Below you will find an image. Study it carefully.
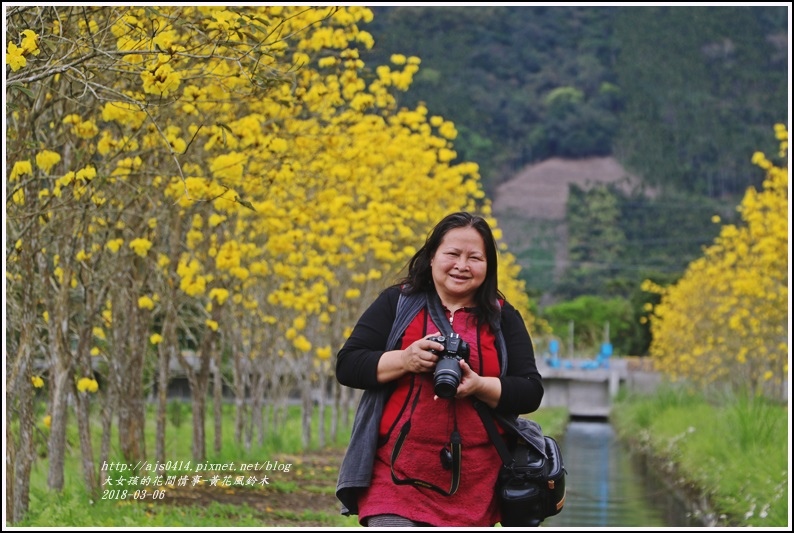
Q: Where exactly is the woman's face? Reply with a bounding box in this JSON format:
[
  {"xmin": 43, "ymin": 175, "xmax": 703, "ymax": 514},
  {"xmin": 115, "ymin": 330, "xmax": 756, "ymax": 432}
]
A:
[{"xmin": 431, "ymin": 226, "xmax": 487, "ymax": 305}]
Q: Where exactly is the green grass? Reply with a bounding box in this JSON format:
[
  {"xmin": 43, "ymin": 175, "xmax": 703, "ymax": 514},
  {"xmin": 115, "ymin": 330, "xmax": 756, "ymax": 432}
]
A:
[
  {"xmin": 523, "ymin": 406, "xmax": 568, "ymax": 439},
  {"xmin": 611, "ymin": 383, "xmax": 789, "ymax": 527}
]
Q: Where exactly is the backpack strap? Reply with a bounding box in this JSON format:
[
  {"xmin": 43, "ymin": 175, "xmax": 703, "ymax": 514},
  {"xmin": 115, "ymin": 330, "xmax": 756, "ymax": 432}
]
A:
[
  {"xmin": 493, "ymin": 298, "xmax": 508, "ymax": 378},
  {"xmin": 386, "ymin": 289, "xmax": 426, "ymax": 351},
  {"xmin": 425, "ymin": 289, "xmax": 453, "ymax": 337},
  {"xmin": 473, "ymin": 399, "xmax": 515, "ymax": 467}
]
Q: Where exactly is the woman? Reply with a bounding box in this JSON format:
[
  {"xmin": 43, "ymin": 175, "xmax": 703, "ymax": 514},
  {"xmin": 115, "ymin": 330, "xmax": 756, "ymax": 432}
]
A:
[{"xmin": 335, "ymin": 211, "xmax": 544, "ymax": 527}]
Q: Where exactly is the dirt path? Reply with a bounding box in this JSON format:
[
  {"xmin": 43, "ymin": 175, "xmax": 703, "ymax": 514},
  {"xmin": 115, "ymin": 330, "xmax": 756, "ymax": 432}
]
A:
[{"xmin": 153, "ymin": 448, "xmax": 348, "ymax": 527}]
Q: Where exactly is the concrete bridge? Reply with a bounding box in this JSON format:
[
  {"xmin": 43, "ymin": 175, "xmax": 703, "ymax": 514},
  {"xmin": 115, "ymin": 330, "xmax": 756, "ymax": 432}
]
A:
[{"xmin": 537, "ymin": 357, "xmax": 662, "ymax": 419}]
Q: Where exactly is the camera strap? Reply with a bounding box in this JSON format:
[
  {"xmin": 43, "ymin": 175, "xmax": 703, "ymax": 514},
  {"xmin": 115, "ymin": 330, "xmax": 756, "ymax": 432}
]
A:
[
  {"xmin": 390, "ymin": 383, "xmax": 463, "ymax": 496},
  {"xmin": 426, "ymin": 290, "xmax": 509, "ymax": 376},
  {"xmin": 426, "ymin": 291, "xmax": 520, "ymax": 469}
]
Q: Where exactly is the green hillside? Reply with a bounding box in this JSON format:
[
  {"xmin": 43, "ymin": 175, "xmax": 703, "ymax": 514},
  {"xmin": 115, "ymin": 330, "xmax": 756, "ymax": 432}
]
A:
[{"xmin": 360, "ymin": 5, "xmax": 788, "ymax": 196}]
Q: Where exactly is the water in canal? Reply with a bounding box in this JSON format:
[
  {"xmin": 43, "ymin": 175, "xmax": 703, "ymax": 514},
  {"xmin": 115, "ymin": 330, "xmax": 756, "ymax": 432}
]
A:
[{"xmin": 541, "ymin": 420, "xmax": 704, "ymax": 528}]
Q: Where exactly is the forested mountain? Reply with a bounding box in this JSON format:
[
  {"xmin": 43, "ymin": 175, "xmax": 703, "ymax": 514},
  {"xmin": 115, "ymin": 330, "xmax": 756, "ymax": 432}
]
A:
[
  {"xmin": 359, "ymin": 5, "xmax": 788, "ymax": 354},
  {"xmin": 360, "ymin": 5, "xmax": 788, "ymax": 197}
]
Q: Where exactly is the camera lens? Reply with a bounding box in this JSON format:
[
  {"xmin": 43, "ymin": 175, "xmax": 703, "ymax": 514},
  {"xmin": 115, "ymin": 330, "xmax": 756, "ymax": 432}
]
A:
[{"xmin": 434, "ymin": 357, "xmax": 462, "ymax": 398}]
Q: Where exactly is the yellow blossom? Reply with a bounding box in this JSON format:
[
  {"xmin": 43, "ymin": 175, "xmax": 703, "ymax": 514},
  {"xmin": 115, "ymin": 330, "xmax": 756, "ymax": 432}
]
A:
[
  {"xmin": 31, "ymin": 375, "xmax": 44, "ymax": 388},
  {"xmin": 345, "ymin": 288, "xmax": 361, "ymax": 299},
  {"xmin": 35, "ymin": 150, "xmax": 61, "ymax": 173},
  {"xmin": 76, "ymin": 166, "xmax": 96, "ymax": 182},
  {"xmin": 180, "ymin": 275, "xmax": 206, "ymax": 296},
  {"xmin": 293, "ymin": 335, "xmax": 312, "ymax": 353},
  {"xmin": 316, "ymin": 346, "xmax": 332, "ymax": 360},
  {"xmin": 141, "ymin": 56, "xmax": 182, "ymax": 97},
  {"xmin": 209, "ymin": 288, "xmax": 230, "ymax": 305},
  {"xmin": 150, "ymin": 333, "xmax": 163, "ymax": 345},
  {"xmin": 208, "ymin": 214, "xmax": 226, "ymax": 227},
  {"xmin": 129, "ymin": 238, "xmax": 153, "ymax": 257},
  {"xmin": 20, "ymin": 30, "xmax": 40, "ymax": 56},
  {"xmin": 205, "ymin": 319, "xmax": 219, "ymax": 331},
  {"xmin": 76, "ymin": 377, "xmax": 99, "ymax": 393},
  {"xmin": 106, "ymin": 238, "xmax": 124, "ymax": 253},
  {"xmin": 62, "ymin": 115, "xmax": 99, "ymax": 139},
  {"xmin": 6, "ymin": 42, "xmax": 26, "ymax": 71},
  {"xmin": 270, "ymin": 138, "xmax": 288, "ymax": 152},
  {"xmin": 43, "ymin": 415, "xmax": 52, "ymax": 428},
  {"xmin": 10, "ymin": 160, "xmax": 32, "ymax": 182},
  {"xmin": 12, "ymin": 189, "xmax": 25, "ymax": 206},
  {"xmin": 138, "ymin": 295, "xmax": 155, "ymax": 310}
]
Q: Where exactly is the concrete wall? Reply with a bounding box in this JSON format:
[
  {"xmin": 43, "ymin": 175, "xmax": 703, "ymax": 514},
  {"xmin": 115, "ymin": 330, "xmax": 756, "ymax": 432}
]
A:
[{"xmin": 538, "ymin": 358, "xmax": 663, "ymax": 418}]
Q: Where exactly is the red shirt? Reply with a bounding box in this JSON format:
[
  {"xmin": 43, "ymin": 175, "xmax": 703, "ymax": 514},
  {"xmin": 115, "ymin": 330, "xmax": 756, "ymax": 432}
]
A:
[{"xmin": 357, "ymin": 306, "xmax": 504, "ymax": 526}]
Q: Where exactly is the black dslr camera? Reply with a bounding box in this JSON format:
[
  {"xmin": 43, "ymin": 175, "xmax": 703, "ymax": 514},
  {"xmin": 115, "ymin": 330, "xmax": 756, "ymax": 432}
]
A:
[{"xmin": 427, "ymin": 332, "xmax": 470, "ymax": 399}]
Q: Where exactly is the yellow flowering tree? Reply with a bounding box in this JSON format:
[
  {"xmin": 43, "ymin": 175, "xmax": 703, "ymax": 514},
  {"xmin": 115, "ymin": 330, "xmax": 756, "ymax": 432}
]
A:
[
  {"xmin": 5, "ymin": 6, "xmax": 541, "ymax": 522},
  {"xmin": 644, "ymin": 125, "xmax": 788, "ymax": 399}
]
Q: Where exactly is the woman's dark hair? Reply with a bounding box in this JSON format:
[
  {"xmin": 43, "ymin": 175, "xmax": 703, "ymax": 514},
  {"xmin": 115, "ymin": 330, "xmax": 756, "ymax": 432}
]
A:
[{"xmin": 397, "ymin": 211, "xmax": 504, "ymax": 328}]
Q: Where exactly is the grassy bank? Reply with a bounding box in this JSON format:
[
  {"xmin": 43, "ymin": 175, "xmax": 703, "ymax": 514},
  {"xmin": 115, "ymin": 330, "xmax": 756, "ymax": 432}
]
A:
[{"xmin": 611, "ymin": 384, "xmax": 790, "ymax": 528}]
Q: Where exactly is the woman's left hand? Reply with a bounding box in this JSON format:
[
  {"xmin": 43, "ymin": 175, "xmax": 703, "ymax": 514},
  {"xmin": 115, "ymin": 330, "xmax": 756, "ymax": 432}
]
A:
[
  {"xmin": 451, "ymin": 359, "xmax": 481, "ymax": 398},
  {"xmin": 435, "ymin": 359, "xmax": 501, "ymax": 408}
]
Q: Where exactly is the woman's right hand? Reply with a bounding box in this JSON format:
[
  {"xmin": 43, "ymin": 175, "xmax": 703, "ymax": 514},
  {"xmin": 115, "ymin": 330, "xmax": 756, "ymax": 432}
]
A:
[
  {"xmin": 376, "ymin": 333, "xmax": 445, "ymax": 383},
  {"xmin": 400, "ymin": 333, "xmax": 444, "ymax": 374}
]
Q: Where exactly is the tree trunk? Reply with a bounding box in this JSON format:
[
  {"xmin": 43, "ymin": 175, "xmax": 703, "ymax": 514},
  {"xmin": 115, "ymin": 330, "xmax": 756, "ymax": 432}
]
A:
[
  {"xmin": 179, "ymin": 328, "xmax": 214, "ymax": 461},
  {"xmin": 157, "ymin": 213, "xmax": 183, "ymax": 464},
  {"xmin": 73, "ymin": 390, "xmax": 98, "ymax": 497},
  {"xmin": 115, "ymin": 294, "xmax": 147, "ymax": 463},
  {"xmin": 46, "ymin": 361, "xmax": 69, "ymax": 491},
  {"xmin": 45, "ymin": 258, "xmax": 74, "ymax": 492},
  {"xmin": 330, "ymin": 376, "xmax": 341, "ymax": 442},
  {"xmin": 9, "ymin": 382, "xmax": 35, "ymax": 524},
  {"xmin": 6, "ymin": 341, "xmax": 36, "ymax": 524},
  {"xmin": 212, "ymin": 343, "xmax": 223, "ymax": 454},
  {"xmin": 300, "ymin": 355, "xmax": 313, "ymax": 449},
  {"xmin": 74, "ymin": 297, "xmax": 103, "ymax": 498},
  {"xmin": 301, "ymin": 395, "xmax": 312, "ymax": 449},
  {"xmin": 99, "ymin": 391, "xmax": 116, "ymax": 487},
  {"xmin": 156, "ymin": 300, "xmax": 177, "ymax": 467},
  {"xmin": 316, "ymin": 368, "xmax": 327, "ymax": 448},
  {"xmin": 233, "ymin": 343, "xmax": 252, "ymax": 451},
  {"xmin": 7, "ymin": 237, "xmax": 42, "ymax": 522},
  {"xmin": 191, "ymin": 391, "xmax": 208, "ymax": 461},
  {"xmin": 251, "ymin": 364, "xmax": 267, "ymax": 447}
]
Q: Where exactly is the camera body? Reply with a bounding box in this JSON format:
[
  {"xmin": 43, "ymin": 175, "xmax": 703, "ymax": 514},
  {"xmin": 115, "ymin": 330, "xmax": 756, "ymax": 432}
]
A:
[{"xmin": 428, "ymin": 332, "xmax": 470, "ymax": 398}]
